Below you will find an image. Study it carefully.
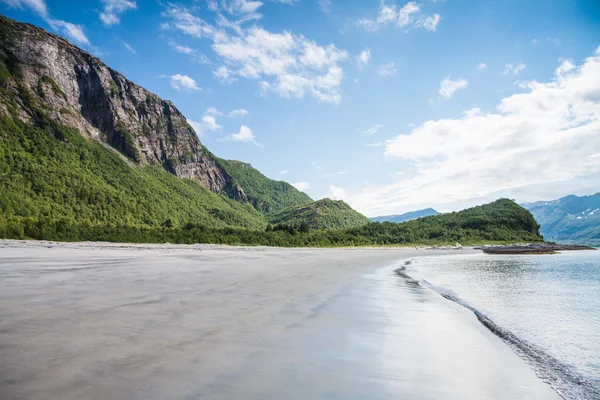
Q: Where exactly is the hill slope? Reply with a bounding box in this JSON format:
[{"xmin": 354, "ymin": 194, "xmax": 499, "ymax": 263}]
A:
[
  {"xmin": 523, "ymin": 193, "xmax": 600, "ymax": 246},
  {"xmin": 215, "ymin": 158, "xmax": 312, "ymax": 213},
  {"xmin": 343, "ymin": 199, "xmax": 542, "ymax": 245},
  {"xmin": 0, "ymin": 116, "xmax": 266, "ymax": 240},
  {"xmin": 268, "ymin": 199, "xmax": 370, "ymax": 230},
  {"xmin": 370, "ymin": 208, "xmax": 440, "ymax": 223}
]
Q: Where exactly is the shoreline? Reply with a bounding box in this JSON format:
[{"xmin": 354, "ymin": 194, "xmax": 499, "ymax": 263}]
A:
[
  {"xmin": 0, "ymin": 241, "xmax": 562, "ymax": 399},
  {"xmin": 0, "ymin": 238, "xmax": 476, "ymax": 252},
  {"xmin": 418, "ymin": 271, "xmax": 598, "ymax": 400}
]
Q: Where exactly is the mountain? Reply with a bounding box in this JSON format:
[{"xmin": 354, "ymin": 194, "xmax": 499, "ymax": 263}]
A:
[
  {"xmin": 523, "ymin": 193, "xmax": 600, "ymax": 246},
  {"xmin": 268, "ymin": 199, "xmax": 370, "ymax": 230},
  {"xmin": 215, "ymin": 158, "xmax": 312, "ymax": 214},
  {"xmin": 370, "ymin": 208, "xmax": 440, "ymax": 223},
  {"xmin": 0, "ymin": 15, "xmax": 357, "ymax": 238}
]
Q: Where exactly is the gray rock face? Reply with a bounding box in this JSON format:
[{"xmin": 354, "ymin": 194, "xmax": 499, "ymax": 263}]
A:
[{"xmin": 0, "ymin": 16, "xmax": 235, "ymax": 194}]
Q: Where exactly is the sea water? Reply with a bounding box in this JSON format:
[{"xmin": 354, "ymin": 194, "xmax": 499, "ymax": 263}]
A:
[{"xmin": 406, "ymin": 250, "xmax": 600, "ymax": 400}]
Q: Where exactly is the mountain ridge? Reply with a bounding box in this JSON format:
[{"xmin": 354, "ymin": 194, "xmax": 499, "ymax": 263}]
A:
[
  {"xmin": 370, "ymin": 208, "xmax": 440, "ymax": 223},
  {"xmin": 523, "ymin": 193, "xmax": 600, "ymax": 246}
]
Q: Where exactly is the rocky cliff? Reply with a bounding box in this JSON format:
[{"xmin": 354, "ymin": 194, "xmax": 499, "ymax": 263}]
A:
[{"xmin": 0, "ymin": 15, "xmax": 244, "ymax": 197}]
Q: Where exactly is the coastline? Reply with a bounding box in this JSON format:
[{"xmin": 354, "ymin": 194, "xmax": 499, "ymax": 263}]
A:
[{"xmin": 0, "ymin": 241, "xmax": 560, "ymax": 399}]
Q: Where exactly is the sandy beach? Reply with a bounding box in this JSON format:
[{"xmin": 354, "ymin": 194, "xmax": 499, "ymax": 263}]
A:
[{"xmin": 0, "ymin": 241, "xmax": 560, "ymax": 399}]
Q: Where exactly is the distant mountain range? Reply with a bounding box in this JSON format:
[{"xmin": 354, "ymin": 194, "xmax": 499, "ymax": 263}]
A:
[
  {"xmin": 523, "ymin": 193, "xmax": 600, "ymax": 247},
  {"xmin": 370, "ymin": 208, "xmax": 440, "ymax": 223}
]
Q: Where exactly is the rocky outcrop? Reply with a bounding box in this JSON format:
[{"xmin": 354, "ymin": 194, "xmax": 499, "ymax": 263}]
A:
[{"xmin": 0, "ymin": 15, "xmax": 236, "ymax": 194}]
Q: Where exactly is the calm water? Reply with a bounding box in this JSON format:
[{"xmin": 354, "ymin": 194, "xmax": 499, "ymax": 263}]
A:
[{"xmin": 406, "ymin": 250, "xmax": 600, "ymax": 400}]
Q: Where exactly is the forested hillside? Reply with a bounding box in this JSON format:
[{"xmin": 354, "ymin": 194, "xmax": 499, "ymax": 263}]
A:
[
  {"xmin": 268, "ymin": 199, "xmax": 370, "ymax": 230},
  {"xmin": 216, "ymin": 158, "xmax": 312, "ymax": 213}
]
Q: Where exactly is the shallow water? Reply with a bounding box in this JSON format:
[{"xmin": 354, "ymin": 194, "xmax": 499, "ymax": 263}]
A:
[{"xmin": 407, "ymin": 250, "xmax": 600, "ymax": 400}]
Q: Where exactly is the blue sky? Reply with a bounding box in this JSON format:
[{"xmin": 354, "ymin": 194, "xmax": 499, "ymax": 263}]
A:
[{"xmin": 2, "ymin": 0, "xmax": 600, "ymax": 216}]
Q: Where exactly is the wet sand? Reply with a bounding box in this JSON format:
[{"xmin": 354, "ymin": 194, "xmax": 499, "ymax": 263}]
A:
[{"xmin": 0, "ymin": 241, "xmax": 560, "ymax": 399}]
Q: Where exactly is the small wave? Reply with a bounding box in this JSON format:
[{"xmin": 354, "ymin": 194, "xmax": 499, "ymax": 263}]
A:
[{"xmin": 415, "ymin": 278, "xmax": 600, "ymax": 400}]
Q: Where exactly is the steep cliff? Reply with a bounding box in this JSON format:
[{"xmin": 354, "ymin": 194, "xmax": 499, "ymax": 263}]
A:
[{"xmin": 0, "ymin": 15, "xmax": 242, "ymax": 195}]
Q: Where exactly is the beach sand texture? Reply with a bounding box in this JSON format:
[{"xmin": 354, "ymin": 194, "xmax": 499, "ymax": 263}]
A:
[{"xmin": 0, "ymin": 241, "xmax": 560, "ymax": 399}]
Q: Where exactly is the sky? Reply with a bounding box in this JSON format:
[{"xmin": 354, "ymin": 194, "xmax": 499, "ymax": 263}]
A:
[{"xmin": 1, "ymin": 0, "xmax": 600, "ymax": 217}]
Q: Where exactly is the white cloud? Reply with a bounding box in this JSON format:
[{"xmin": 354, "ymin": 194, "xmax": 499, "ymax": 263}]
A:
[
  {"xmin": 476, "ymin": 63, "xmax": 487, "ymax": 71},
  {"xmin": 357, "ymin": 48, "xmax": 371, "ymax": 68},
  {"xmin": 322, "ymin": 170, "xmax": 351, "ymax": 178},
  {"xmin": 378, "ymin": 4, "xmax": 397, "ymax": 24},
  {"xmin": 169, "ymin": 74, "xmax": 201, "ymax": 91},
  {"xmin": 187, "ymin": 119, "xmax": 204, "ymax": 136},
  {"xmin": 213, "ymin": 65, "xmax": 237, "ymax": 84},
  {"xmin": 205, "ymin": 107, "xmax": 223, "ymax": 116},
  {"xmin": 318, "ymin": 0, "xmax": 331, "ymax": 12},
  {"xmin": 342, "ymin": 48, "xmax": 600, "ymax": 216},
  {"xmin": 162, "ymin": 5, "xmax": 214, "ymax": 38},
  {"xmin": 213, "ymin": 27, "xmax": 348, "ymax": 102},
  {"xmin": 503, "ymin": 63, "xmax": 526, "ymax": 76},
  {"xmin": 202, "ymin": 115, "xmax": 222, "ymax": 131},
  {"xmin": 47, "ymin": 19, "xmax": 90, "ymax": 45},
  {"xmin": 292, "ymin": 182, "xmax": 310, "ymax": 191},
  {"xmin": 397, "ymin": 2, "xmax": 420, "ymax": 27},
  {"xmin": 278, "ymin": 170, "xmax": 288, "ymax": 175},
  {"xmin": 2, "ymin": 0, "xmax": 91, "ymax": 46},
  {"xmin": 99, "ymin": 0, "xmax": 137, "ymax": 26},
  {"xmin": 205, "ymin": 107, "xmax": 248, "ymax": 117},
  {"xmin": 163, "ymin": 4, "xmax": 348, "ymax": 103},
  {"xmin": 439, "ymin": 75, "xmax": 468, "ymax": 99},
  {"xmin": 378, "ymin": 62, "xmax": 397, "ymax": 76},
  {"xmin": 170, "ymin": 42, "xmax": 195, "ymax": 55},
  {"xmin": 191, "ymin": 107, "xmax": 248, "ymax": 135},
  {"xmin": 415, "ymin": 14, "xmax": 440, "ymax": 31},
  {"xmin": 361, "ymin": 124, "xmax": 384, "ymax": 136},
  {"xmin": 358, "ymin": 2, "xmax": 440, "ymax": 32},
  {"xmin": 1, "ymin": 0, "xmax": 47, "ymax": 16},
  {"xmin": 123, "ymin": 41, "xmax": 136, "ymax": 54},
  {"xmin": 228, "ymin": 108, "xmax": 249, "ymax": 117},
  {"xmin": 327, "ymin": 185, "xmax": 346, "ymax": 200},
  {"xmin": 228, "ymin": 125, "xmax": 262, "ymax": 146}
]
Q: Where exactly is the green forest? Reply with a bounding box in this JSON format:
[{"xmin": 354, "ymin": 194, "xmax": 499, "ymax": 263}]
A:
[{"xmin": 268, "ymin": 199, "xmax": 371, "ymax": 230}]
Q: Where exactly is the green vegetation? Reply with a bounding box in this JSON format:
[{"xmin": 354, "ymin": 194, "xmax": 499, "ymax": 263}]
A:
[
  {"xmin": 0, "ymin": 117, "xmax": 266, "ymax": 239},
  {"xmin": 342, "ymin": 199, "xmax": 542, "ymax": 245},
  {"xmin": 216, "ymin": 158, "xmax": 312, "ymax": 213},
  {"xmin": 268, "ymin": 199, "xmax": 370, "ymax": 230},
  {"xmin": 37, "ymin": 75, "xmax": 65, "ymax": 99}
]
